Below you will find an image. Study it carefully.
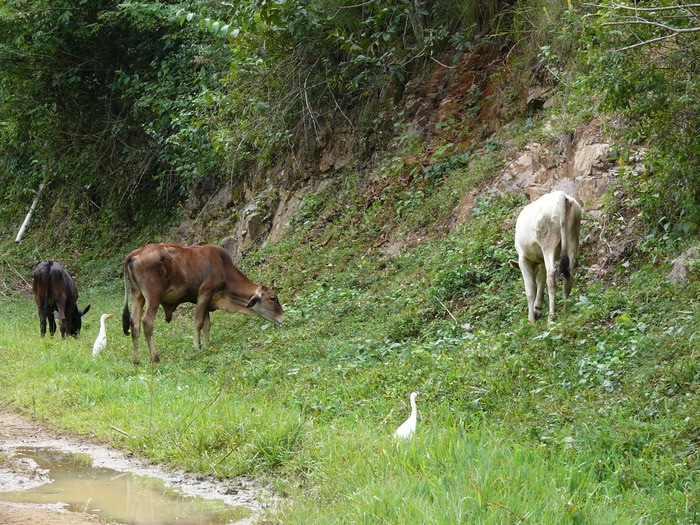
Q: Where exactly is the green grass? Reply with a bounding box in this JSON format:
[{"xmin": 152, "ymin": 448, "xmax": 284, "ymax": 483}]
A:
[
  {"xmin": 1, "ymin": 2, "xmax": 699, "ymax": 521},
  {"xmin": 0, "ymin": 184, "xmax": 698, "ymax": 523},
  {"xmin": 0, "ymin": 115, "xmax": 698, "ymax": 524}
]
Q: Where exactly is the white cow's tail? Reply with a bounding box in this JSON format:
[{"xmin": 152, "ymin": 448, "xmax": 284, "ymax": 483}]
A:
[{"xmin": 558, "ymin": 194, "xmax": 575, "ymax": 279}]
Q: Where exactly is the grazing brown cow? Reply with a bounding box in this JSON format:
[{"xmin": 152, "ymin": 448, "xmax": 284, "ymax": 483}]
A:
[
  {"xmin": 122, "ymin": 243, "xmax": 284, "ymax": 363},
  {"xmin": 32, "ymin": 260, "xmax": 91, "ymax": 338},
  {"xmin": 510, "ymin": 191, "xmax": 582, "ymax": 324}
]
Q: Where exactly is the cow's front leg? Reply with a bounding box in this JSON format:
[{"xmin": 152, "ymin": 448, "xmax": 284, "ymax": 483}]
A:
[
  {"xmin": 56, "ymin": 306, "xmax": 68, "ymax": 338},
  {"xmin": 193, "ymin": 299, "xmax": 212, "ymax": 348}
]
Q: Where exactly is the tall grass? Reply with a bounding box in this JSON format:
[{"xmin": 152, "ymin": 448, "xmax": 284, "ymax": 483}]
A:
[{"xmin": 1, "ymin": 195, "xmax": 698, "ymax": 523}]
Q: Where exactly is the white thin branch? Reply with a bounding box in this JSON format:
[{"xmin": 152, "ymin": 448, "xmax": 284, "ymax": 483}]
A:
[
  {"xmin": 585, "ymin": 2, "xmax": 700, "ymax": 12},
  {"xmin": 601, "ymin": 19, "xmax": 700, "ymax": 33},
  {"xmin": 428, "ymin": 54, "xmax": 457, "ymax": 69},
  {"xmin": 15, "ymin": 181, "xmax": 46, "ymax": 243},
  {"xmin": 616, "ymin": 32, "xmax": 678, "ymax": 51}
]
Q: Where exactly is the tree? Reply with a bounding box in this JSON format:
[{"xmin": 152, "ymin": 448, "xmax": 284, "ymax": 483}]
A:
[
  {"xmin": 589, "ymin": 1, "xmax": 700, "ymax": 50},
  {"xmin": 0, "ymin": 0, "xmax": 225, "ymax": 224},
  {"xmin": 583, "ymin": 1, "xmax": 700, "ymax": 235}
]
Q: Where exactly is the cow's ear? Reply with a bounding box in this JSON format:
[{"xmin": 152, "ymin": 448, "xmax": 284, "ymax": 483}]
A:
[
  {"xmin": 246, "ymin": 293, "xmax": 261, "ymax": 308},
  {"xmin": 509, "ymin": 260, "xmax": 520, "ymax": 270},
  {"xmin": 80, "ymin": 304, "xmax": 91, "ymax": 316}
]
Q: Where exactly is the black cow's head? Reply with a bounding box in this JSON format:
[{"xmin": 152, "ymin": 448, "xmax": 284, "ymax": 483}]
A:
[{"xmin": 67, "ymin": 304, "xmax": 91, "ymax": 336}]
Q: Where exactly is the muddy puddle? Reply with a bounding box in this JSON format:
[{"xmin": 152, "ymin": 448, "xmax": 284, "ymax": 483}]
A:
[
  {"xmin": 0, "ymin": 447, "xmax": 249, "ymax": 524},
  {"xmin": 0, "ymin": 411, "xmax": 270, "ymax": 525}
]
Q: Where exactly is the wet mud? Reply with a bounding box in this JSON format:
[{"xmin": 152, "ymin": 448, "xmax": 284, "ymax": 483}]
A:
[{"xmin": 0, "ymin": 410, "xmax": 271, "ymax": 525}]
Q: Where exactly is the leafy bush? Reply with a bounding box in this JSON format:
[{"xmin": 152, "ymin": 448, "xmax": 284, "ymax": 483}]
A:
[
  {"xmin": 430, "ymin": 194, "xmax": 521, "ymax": 302},
  {"xmin": 570, "ymin": 2, "xmax": 700, "ymax": 236}
]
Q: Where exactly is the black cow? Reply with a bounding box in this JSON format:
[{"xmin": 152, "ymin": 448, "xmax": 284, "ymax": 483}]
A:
[{"xmin": 32, "ymin": 260, "xmax": 91, "ymax": 337}]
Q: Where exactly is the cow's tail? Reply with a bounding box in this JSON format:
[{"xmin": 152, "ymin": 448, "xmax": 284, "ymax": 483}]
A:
[
  {"xmin": 122, "ymin": 257, "xmax": 133, "ymax": 335},
  {"xmin": 558, "ymin": 194, "xmax": 574, "ymax": 279}
]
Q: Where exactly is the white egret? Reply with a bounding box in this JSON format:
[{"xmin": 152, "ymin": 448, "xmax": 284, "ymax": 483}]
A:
[
  {"xmin": 395, "ymin": 391, "xmax": 418, "ymax": 440},
  {"xmin": 92, "ymin": 314, "xmax": 113, "ymax": 356}
]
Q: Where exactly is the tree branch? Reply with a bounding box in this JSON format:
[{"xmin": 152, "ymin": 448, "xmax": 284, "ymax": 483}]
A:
[
  {"xmin": 601, "ymin": 19, "xmax": 700, "ymax": 34},
  {"xmin": 585, "ymin": 2, "xmax": 700, "ymax": 12},
  {"xmin": 587, "ymin": 2, "xmax": 700, "ymax": 51},
  {"xmin": 615, "ymin": 32, "xmax": 679, "ymax": 51}
]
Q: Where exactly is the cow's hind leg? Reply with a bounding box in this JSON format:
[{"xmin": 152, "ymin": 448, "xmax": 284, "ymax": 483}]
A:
[
  {"xmin": 533, "ymin": 264, "xmax": 546, "ymax": 320},
  {"xmin": 130, "ymin": 293, "xmax": 145, "ymax": 364},
  {"xmin": 561, "ymin": 273, "xmax": 574, "ymax": 311},
  {"xmin": 48, "ymin": 311, "xmax": 56, "ymax": 336},
  {"xmin": 560, "ymin": 246, "xmax": 577, "ymax": 312},
  {"xmin": 142, "ymin": 301, "xmax": 160, "ymax": 363},
  {"xmin": 38, "ymin": 305, "xmax": 47, "ymax": 337},
  {"xmin": 518, "ymin": 256, "xmax": 539, "ymax": 324},
  {"xmin": 201, "ymin": 310, "xmax": 211, "ymax": 348},
  {"xmin": 544, "ymin": 256, "xmax": 558, "ymax": 322},
  {"xmin": 535, "ymin": 264, "xmax": 547, "ymax": 319}
]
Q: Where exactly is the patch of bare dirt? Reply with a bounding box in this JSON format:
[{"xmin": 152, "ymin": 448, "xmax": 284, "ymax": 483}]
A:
[
  {"xmin": 0, "ymin": 409, "xmax": 269, "ymax": 525},
  {"xmin": 0, "ymin": 501, "xmax": 104, "ymax": 525}
]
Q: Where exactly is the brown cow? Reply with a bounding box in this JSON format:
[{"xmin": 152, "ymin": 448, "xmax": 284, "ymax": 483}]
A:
[
  {"xmin": 32, "ymin": 260, "xmax": 91, "ymax": 338},
  {"xmin": 122, "ymin": 243, "xmax": 284, "ymax": 363}
]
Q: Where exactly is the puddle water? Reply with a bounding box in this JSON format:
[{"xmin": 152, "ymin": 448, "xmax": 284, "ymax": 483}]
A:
[{"xmin": 0, "ymin": 447, "xmax": 250, "ymax": 524}]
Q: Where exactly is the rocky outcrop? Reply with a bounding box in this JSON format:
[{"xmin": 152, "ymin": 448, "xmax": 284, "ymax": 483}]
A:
[
  {"xmin": 171, "ymin": 45, "xmax": 625, "ymax": 263},
  {"xmin": 497, "ymin": 139, "xmax": 616, "ymax": 208},
  {"xmin": 451, "ymin": 116, "xmax": 643, "ymax": 226},
  {"xmin": 220, "ymin": 203, "xmax": 268, "ymax": 261},
  {"xmin": 667, "ymin": 247, "xmax": 699, "ymax": 284}
]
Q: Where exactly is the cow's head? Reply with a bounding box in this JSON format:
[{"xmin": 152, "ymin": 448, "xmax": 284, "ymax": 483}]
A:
[
  {"xmin": 246, "ymin": 285, "xmax": 284, "ymax": 325},
  {"xmin": 67, "ymin": 304, "xmax": 91, "ymax": 336}
]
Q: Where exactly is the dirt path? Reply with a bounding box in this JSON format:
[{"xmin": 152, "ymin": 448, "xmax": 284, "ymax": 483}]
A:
[{"xmin": 0, "ymin": 409, "xmax": 268, "ymax": 524}]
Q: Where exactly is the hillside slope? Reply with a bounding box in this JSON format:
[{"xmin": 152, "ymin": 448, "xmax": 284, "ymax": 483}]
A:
[{"xmin": 1, "ymin": 2, "xmax": 699, "ymax": 523}]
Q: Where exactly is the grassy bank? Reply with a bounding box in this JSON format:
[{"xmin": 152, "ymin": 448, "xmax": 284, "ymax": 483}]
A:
[{"xmin": 0, "ymin": 186, "xmax": 698, "ymax": 523}]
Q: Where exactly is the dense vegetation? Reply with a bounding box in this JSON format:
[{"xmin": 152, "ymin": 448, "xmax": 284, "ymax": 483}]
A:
[{"xmin": 0, "ymin": 0, "xmax": 699, "ymax": 523}]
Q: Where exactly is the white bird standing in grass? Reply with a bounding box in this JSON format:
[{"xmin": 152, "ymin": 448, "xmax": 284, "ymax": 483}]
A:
[
  {"xmin": 395, "ymin": 391, "xmax": 418, "ymax": 440},
  {"xmin": 92, "ymin": 314, "xmax": 113, "ymax": 356}
]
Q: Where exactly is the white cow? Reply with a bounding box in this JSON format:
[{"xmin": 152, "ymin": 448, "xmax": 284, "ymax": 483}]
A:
[{"xmin": 510, "ymin": 191, "xmax": 582, "ymax": 323}]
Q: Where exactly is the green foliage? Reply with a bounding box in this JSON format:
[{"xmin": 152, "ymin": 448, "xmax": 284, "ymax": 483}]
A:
[
  {"xmin": 430, "ymin": 194, "xmax": 522, "ymax": 303},
  {"xmin": 567, "ymin": 2, "xmax": 700, "ymax": 236},
  {"xmin": 1, "ymin": 1, "xmax": 700, "ymax": 523},
  {"xmin": 0, "ymin": 0, "xmax": 227, "ymax": 253},
  {"xmin": 496, "ymin": 0, "xmax": 700, "ymax": 239},
  {"xmin": 202, "ymin": 0, "xmax": 510, "ymax": 169}
]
